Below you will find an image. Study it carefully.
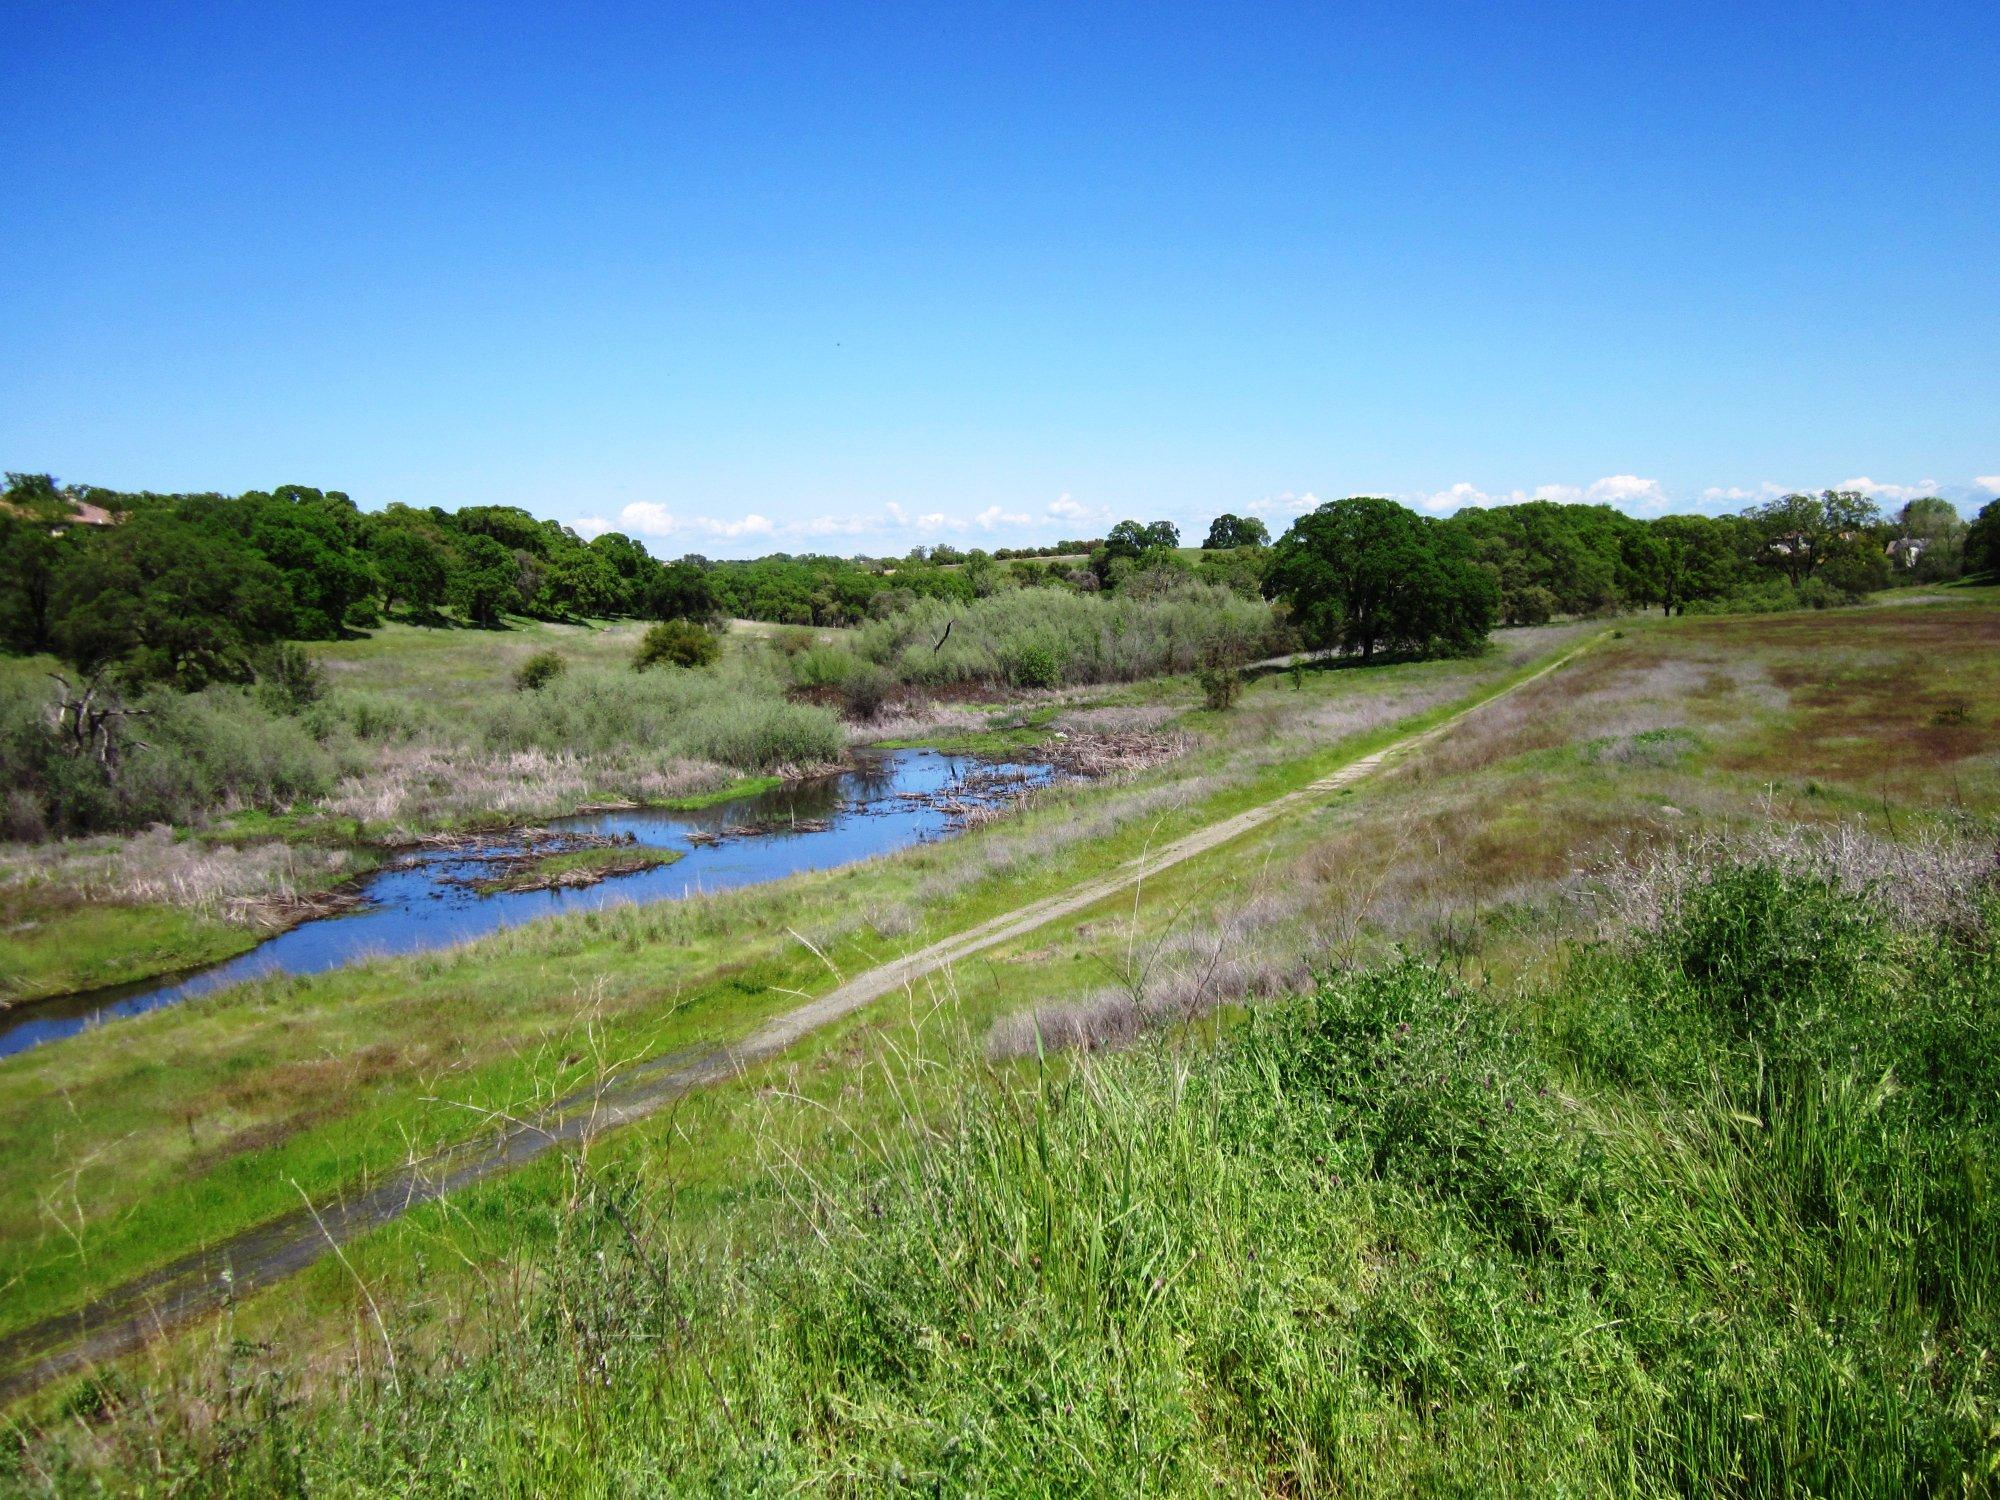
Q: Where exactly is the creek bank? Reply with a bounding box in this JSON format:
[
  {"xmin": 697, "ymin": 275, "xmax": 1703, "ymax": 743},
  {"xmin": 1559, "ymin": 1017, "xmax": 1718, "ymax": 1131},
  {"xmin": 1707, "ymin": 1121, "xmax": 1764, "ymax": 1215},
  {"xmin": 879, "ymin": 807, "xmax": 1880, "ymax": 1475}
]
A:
[{"xmin": 0, "ymin": 748, "xmax": 1058, "ymax": 1058}]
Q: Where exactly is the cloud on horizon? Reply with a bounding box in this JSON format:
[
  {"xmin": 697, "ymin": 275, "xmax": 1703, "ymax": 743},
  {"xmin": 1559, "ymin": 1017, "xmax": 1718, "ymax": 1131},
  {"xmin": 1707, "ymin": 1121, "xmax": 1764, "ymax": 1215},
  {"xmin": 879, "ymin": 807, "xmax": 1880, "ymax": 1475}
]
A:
[
  {"xmin": 1412, "ymin": 475, "xmax": 1675, "ymax": 517},
  {"xmin": 604, "ymin": 493, "xmax": 1098, "ymax": 553},
  {"xmin": 585, "ymin": 471, "xmax": 1993, "ymax": 555}
]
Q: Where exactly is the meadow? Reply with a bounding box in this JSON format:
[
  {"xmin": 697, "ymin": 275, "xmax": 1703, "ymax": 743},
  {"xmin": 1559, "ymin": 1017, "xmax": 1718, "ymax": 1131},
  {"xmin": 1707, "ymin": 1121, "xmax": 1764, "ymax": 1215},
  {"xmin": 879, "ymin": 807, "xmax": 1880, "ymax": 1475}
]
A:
[{"xmin": 1, "ymin": 595, "xmax": 1996, "ymax": 1494}]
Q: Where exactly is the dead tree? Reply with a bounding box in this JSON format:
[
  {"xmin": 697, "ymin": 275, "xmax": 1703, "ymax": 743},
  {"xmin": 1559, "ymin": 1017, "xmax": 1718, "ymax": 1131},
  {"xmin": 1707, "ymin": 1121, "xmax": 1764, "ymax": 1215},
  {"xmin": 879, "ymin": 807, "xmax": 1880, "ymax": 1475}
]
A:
[{"xmin": 47, "ymin": 671, "xmax": 150, "ymax": 782}]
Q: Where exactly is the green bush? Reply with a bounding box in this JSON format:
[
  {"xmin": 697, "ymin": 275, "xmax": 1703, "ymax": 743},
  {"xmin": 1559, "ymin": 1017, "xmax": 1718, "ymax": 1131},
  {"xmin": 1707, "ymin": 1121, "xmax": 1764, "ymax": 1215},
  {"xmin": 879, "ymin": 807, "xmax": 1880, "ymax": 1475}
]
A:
[
  {"xmin": 0, "ymin": 678, "xmax": 342, "ymax": 836},
  {"xmin": 840, "ymin": 664, "xmax": 894, "ymax": 721},
  {"xmin": 513, "ymin": 650, "xmax": 567, "ymax": 692},
  {"xmin": 632, "ymin": 620, "xmax": 721, "ymax": 671},
  {"xmin": 1196, "ymin": 662, "xmax": 1241, "ymax": 710},
  {"xmin": 310, "ymin": 687, "xmax": 441, "ymax": 745},
  {"xmin": 251, "ymin": 643, "xmax": 326, "ymax": 714},
  {"xmin": 790, "ymin": 644, "xmax": 860, "ymax": 689},
  {"xmin": 1002, "ymin": 641, "xmax": 1061, "ymax": 689}
]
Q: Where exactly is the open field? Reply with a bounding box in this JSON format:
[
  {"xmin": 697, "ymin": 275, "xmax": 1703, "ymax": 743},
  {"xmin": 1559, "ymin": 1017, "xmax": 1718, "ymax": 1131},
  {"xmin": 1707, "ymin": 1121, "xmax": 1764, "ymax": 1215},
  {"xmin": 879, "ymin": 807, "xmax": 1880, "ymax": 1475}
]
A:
[
  {"xmin": 0, "ymin": 628, "xmax": 1585, "ymax": 1348},
  {"xmin": 308, "ymin": 617, "xmax": 653, "ymax": 713},
  {"xmin": 3, "ymin": 599, "xmax": 1997, "ymax": 1492}
]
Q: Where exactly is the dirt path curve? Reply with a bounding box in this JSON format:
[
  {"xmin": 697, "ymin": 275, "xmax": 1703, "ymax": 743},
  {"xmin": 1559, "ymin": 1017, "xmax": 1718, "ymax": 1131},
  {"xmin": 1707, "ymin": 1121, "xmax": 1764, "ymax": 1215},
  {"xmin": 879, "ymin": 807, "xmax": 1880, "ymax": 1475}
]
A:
[{"xmin": 0, "ymin": 634, "xmax": 1597, "ymax": 1403}]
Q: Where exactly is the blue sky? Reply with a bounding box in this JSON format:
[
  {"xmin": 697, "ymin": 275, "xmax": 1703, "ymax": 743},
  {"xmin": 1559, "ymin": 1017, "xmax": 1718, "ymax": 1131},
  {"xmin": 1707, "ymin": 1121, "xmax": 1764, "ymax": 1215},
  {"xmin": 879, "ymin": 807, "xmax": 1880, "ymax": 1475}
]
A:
[{"xmin": 4, "ymin": 2, "xmax": 1996, "ymax": 555}]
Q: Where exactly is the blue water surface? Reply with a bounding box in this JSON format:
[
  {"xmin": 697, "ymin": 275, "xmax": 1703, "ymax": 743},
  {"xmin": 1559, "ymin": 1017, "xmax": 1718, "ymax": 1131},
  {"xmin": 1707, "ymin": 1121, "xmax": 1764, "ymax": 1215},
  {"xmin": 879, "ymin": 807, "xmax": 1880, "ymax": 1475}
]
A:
[{"xmin": 0, "ymin": 749, "xmax": 1046, "ymax": 1058}]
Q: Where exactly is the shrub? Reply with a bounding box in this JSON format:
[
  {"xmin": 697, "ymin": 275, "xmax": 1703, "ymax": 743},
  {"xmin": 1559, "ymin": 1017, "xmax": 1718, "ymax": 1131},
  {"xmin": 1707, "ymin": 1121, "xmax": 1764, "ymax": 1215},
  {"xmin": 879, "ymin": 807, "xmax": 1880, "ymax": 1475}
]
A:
[
  {"xmin": 855, "ymin": 582, "xmax": 1274, "ymax": 689},
  {"xmin": 1197, "ymin": 662, "xmax": 1242, "ymax": 710},
  {"xmin": 311, "ymin": 688, "xmax": 440, "ymax": 744},
  {"xmin": 841, "ymin": 664, "xmax": 893, "ymax": 722},
  {"xmin": 126, "ymin": 688, "xmax": 341, "ymax": 822},
  {"xmin": 790, "ymin": 644, "xmax": 860, "ymax": 690},
  {"xmin": 251, "ymin": 643, "xmax": 326, "ymax": 714},
  {"xmin": 0, "ymin": 678, "xmax": 342, "ymax": 836},
  {"xmin": 633, "ymin": 620, "xmax": 721, "ymax": 671},
  {"xmin": 513, "ymin": 650, "xmax": 567, "ymax": 692},
  {"xmin": 1003, "ymin": 641, "xmax": 1061, "ymax": 689}
]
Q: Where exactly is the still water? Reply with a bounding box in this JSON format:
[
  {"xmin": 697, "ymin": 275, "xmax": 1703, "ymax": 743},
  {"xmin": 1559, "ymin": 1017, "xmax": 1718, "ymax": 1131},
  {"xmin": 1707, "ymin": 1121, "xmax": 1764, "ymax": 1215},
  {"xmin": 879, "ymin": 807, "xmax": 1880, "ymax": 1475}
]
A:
[{"xmin": 0, "ymin": 749, "xmax": 1047, "ymax": 1058}]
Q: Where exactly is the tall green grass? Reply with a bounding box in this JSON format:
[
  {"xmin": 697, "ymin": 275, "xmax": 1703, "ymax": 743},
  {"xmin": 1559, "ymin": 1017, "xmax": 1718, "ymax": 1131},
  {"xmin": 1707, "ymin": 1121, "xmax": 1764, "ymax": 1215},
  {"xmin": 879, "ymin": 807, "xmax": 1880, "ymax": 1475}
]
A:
[
  {"xmin": 478, "ymin": 664, "xmax": 841, "ymax": 771},
  {"xmin": 854, "ymin": 582, "xmax": 1278, "ymax": 687},
  {"xmin": 21, "ymin": 863, "xmax": 1997, "ymax": 1493}
]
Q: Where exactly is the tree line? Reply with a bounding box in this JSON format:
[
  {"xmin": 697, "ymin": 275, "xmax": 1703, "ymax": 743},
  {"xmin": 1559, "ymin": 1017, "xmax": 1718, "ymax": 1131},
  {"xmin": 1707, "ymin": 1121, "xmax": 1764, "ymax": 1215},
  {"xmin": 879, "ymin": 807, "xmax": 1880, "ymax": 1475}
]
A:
[
  {"xmin": 1260, "ymin": 488, "xmax": 1991, "ymax": 660},
  {"xmin": 0, "ymin": 475, "xmax": 990, "ymax": 688},
  {"xmin": 3, "ymin": 470, "xmax": 1991, "ymax": 691}
]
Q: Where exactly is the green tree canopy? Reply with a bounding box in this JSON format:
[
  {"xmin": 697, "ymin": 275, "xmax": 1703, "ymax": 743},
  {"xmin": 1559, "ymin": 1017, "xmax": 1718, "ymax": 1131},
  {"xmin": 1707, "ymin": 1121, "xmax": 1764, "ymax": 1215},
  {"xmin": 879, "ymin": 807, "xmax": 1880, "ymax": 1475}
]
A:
[
  {"xmin": 447, "ymin": 534, "xmax": 517, "ymax": 628},
  {"xmin": 1265, "ymin": 497, "xmax": 1496, "ymax": 661},
  {"xmin": 1964, "ymin": 499, "xmax": 2000, "ymax": 579},
  {"xmin": 367, "ymin": 522, "xmax": 451, "ymax": 616},
  {"xmin": 1622, "ymin": 513, "xmax": 1740, "ymax": 616},
  {"xmin": 0, "ymin": 515, "xmax": 68, "ymax": 653},
  {"xmin": 1203, "ymin": 513, "xmax": 1269, "ymax": 549},
  {"xmin": 49, "ymin": 511, "xmax": 289, "ymax": 687},
  {"xmin": 1742, "ymin": 491, "xmax": 1883, "ymax": 588}
]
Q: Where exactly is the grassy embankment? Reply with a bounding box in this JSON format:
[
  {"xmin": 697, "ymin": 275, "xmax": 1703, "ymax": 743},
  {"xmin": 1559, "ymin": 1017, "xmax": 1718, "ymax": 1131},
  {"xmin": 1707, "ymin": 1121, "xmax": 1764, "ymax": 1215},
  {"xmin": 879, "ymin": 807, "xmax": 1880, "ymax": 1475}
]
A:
[
  {"xmin": 0, "ymin": 627, "xmax": 1583, "ymax": 1351},
  {"xmin": 5, "ymin": 599, "xmax": 1997, "ymax": 1492},
  {"xmin": 35, "ymin": 859, "xmax": 1997, "ymax": 1494}
]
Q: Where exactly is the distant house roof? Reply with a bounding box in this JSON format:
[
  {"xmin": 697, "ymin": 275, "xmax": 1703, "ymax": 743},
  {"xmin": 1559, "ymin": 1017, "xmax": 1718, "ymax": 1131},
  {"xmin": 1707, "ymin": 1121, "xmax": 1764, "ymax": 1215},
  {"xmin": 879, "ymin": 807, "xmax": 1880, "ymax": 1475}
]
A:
[
  {"xmin": 1886, "ymin": 536, "xmax": 1927, "ymax": 565},
  {"xmin": 0, "ymin": 497, "xmax": 117, "ymax": 529}
]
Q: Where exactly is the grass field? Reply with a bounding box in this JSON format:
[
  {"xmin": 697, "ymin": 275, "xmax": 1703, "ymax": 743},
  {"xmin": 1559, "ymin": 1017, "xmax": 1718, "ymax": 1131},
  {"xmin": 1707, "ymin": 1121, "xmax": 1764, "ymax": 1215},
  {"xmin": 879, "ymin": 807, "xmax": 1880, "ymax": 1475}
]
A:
[
  {"xmin": 310, "ymin": 616, "xmax": 653, "ymax": 711},
  {"xmin": 0, "ymin": 629, "xmax": 1579, "ymax": 1344},
  {"xmin": 2, "ymin": 599, "xmax": 1997, "ymax": 1492}
]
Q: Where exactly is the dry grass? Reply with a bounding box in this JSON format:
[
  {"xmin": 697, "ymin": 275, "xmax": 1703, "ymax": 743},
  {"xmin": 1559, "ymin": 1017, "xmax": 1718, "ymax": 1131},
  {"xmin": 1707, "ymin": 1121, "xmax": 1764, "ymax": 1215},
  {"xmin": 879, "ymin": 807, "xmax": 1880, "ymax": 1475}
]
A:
[
  {"xmin": 320, "ymin": 744, "xmax": 734, "ymax": 832},
  {"xmin": 852, "ymin": 701, "xmax": 989, "ymax": 744},
  {"xmin": 1575, "ymin": 816, "xmax": 2000, "ymax": 939},
  {"xmin": 987, "ymin": 889, "xmax": 1315, "ymax": 1058},
  {"xmin": 983, "ymin": 610, "xmax": 2000, "ymax": 1060},
  {"xmin": 0, "ymin": 830, "xmax": 364, "ymax": 928}
]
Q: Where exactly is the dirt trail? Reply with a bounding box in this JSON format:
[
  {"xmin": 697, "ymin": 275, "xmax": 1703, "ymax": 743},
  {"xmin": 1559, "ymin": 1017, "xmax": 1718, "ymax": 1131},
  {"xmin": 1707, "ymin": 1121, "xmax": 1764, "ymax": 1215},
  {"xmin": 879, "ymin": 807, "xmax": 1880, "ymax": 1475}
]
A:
[{"xmin": 0, "ymin": 634, "xmax": 1597, "ymax": 1403}]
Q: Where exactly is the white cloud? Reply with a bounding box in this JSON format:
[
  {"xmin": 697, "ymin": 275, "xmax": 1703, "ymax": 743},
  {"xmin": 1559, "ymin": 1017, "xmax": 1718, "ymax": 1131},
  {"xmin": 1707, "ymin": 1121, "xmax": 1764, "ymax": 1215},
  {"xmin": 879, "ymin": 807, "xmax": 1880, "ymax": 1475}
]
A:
[
  {"xmin": 616, "ymin": 502, "xmax": 775, "ymax": 541},
  {"xmin": 791, "ymin": 513, "xmax": 882, "ymax": 538},
  {"xmin": 572, "ymin": 515, "xmax": 611, "ymax": 539},
  {"xmin": 1582, "ymin": 474, "xmax": 1671, "ymax": 514},
  {"xmin": 1046, "ymin": 492, "xmax": 1112, "ymax": 527},
  {"xmin": 1836, "ymin": 476, "xmax": 1942, "ymax": 505},
  {"xmin": 1415, "ymin": 482, "xmax": 1505, "ymax": 515},
  {"xmin": 1245, "ymin": 490, "xmax": 1321, "ymax": 519},
  {"xmin": 1977, "ymin": 476, "xmax": 2000, "ymax": 494},
  {"xmin": 618, "ymin": 501, "xmax": 677, "ymax": 537},
  {"xmin": 1700, "ymin": 483, "xmax": 1789, "ymax": 505},
  {"xmin": 975, "ymin": 504, "xmax": 1031, "ymax": 529},
  {"xmin": 1411, "ymin": 474, "xmax": 1674, "ymax": 517}
]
